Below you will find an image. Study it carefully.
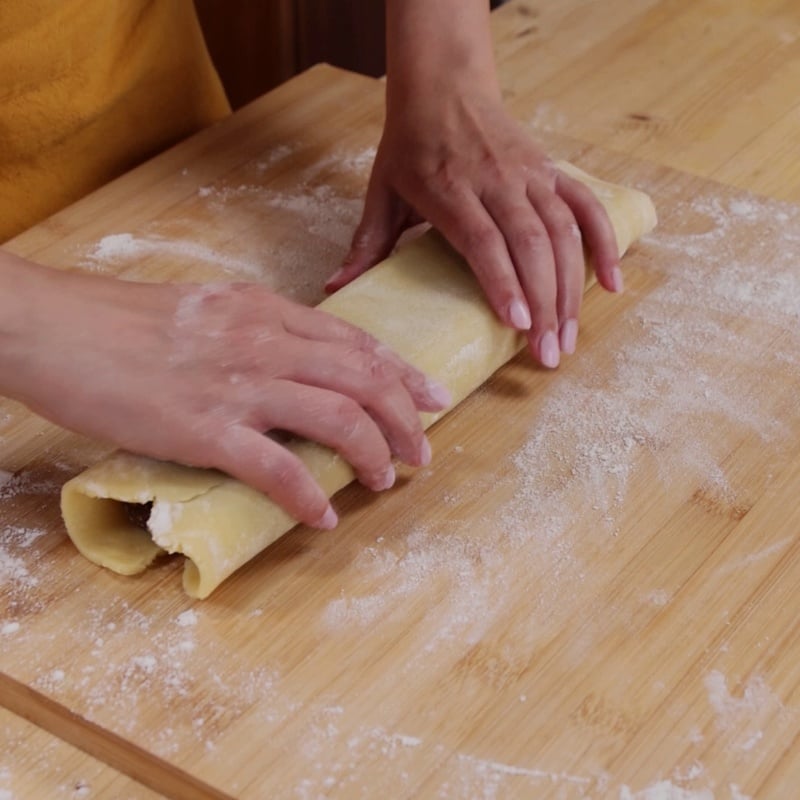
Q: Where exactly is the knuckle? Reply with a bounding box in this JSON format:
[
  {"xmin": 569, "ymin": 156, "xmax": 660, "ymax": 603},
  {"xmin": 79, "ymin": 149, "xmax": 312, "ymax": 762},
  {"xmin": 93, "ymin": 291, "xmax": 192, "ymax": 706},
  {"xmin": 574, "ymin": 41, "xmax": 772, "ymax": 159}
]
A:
[
  {"xmin": 512, "ymin": 223, "xmax": 550, "ymax": 253},
  {"xmin": 365, "ymin": 355, "xmax": 397, "ymax": 385},
  {"xmin": 351, "ymin": 327, "xmax": 378, "ymax": 354},
  {"xmin": 333, "ymin": 398, "xmax": 367, "ymax": 441},
  {"xmin": 548, "ymin": 209, "xmax": 581, "ymax": 242},
  {"xmin": 198, "ymin": 419, "xmax": 236, "ymax": 455},
  {"xmin": 430, "ymin": 160, "xmax": 461, "ymax": 192}
]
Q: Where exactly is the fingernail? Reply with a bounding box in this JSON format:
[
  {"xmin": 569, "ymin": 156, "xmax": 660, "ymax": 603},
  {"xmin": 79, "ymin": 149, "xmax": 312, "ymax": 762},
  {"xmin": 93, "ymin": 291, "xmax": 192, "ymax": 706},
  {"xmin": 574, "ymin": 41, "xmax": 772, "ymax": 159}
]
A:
[
  {"xmin": 325, "ymin": 267, "xmax": 347, "ymax": 289},
  {"xmin": 376, "ymin": 464, "xmax": 396, "ymax": 491},
  {"xmin": 318, "ymin": 506, "xmax": 338, "ymax": 530},
  {"xmin": 540, "ymin": 330, "xmax": 560, "ymax": 368},
  {"xmin": 425, "ymin": 379, "xmax": 452, "ymax": 408},
  {"xmin": 560, "ymin": 319, "xmax": 579, "ymax": 355},
  {"xmin": 610, "ymin": 266, "xmax": 624, "ymax": 293},
  {"xmin": 420, "ymin": 437, "xmax": 432, "ymax": 466},
  {"xmin": 508, "ymin": 299, "xmax": 532, "ymax": 331}
]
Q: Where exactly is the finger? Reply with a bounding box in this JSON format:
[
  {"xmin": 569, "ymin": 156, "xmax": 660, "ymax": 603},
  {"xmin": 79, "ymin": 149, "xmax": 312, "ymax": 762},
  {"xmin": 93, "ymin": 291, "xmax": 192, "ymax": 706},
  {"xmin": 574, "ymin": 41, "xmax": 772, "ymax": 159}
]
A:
[
  {"xmin": 277, "ymin": 343, "xmax": 432, "ymax": 466},
  {"xmin": 281, "ymin": 305, "xmax": 451, "ymax": 412},
  {"xmin": 555, "ymin": 171, "xmax": 622, "ymax": 293},
  {"xmin": 209, "ymin": 425, "xmax": 338, "ymax": 529},
  {"xmin": 325, "ymin": 183, "xmax": 407, "ymax": 293},
  {"xmin": 255, "ymin": 379, "xmax": 404, "ymax": 488},
  {"xmin": 414, "ymin": 183, "xmax": 532, "ymax": 332},
  {"xmin": 527, "ymin": 182, "xmax": 585, "ymax": 355},
  {"xmin": 480, "ymin": 189, "xmax": 560, "ymax": 368}
]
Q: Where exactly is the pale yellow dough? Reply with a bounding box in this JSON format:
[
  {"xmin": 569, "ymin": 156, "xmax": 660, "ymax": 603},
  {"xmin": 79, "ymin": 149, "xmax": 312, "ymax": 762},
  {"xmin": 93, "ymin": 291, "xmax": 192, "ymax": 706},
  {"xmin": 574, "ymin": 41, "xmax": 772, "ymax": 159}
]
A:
[{"xmin": 61, "ymin": 162, "xmax": 657, "ymax": 598}]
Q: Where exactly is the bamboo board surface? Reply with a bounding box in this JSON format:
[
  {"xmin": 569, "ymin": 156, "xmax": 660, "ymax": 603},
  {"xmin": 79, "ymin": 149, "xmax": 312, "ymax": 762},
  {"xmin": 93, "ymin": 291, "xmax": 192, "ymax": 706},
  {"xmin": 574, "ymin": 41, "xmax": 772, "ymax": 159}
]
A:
[
  {"xmin": 1, "ymin": 1, "xmax": 800, "ymax": 798},
  {"xmin": 0, "ymin": 707, "xmax": 161, "ymax": 799},
  {"xmin": 492, "ymin": 0, "xmax": 800, "ymax": 202}
]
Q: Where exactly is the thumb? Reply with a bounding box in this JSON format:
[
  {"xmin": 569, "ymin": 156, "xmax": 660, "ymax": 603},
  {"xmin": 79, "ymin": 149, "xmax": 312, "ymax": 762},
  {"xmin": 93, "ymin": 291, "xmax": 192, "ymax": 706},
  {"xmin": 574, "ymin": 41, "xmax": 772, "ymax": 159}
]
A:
[{"xmin": 325, "ymin": 183, "xmax": 407, "ymax": 293}]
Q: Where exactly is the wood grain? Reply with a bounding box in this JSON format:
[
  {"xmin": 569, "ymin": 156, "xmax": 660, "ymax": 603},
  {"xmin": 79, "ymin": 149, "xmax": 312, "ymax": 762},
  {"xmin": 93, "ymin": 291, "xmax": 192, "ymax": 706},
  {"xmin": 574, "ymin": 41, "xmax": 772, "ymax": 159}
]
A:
[
  {"xmin": 2, "ymin": 64, "xmax": 800, "ymax": 797},
  {"xmin": 0, "ymin": 706, "xmax": 162, "ymax": 799},
  {"xmin": 1, "ymin": 0, "xmax": 800, "ymax": 797},
  {"xmin": 492, "ymin": 0, "xmax": 800, "ymax": 202}
]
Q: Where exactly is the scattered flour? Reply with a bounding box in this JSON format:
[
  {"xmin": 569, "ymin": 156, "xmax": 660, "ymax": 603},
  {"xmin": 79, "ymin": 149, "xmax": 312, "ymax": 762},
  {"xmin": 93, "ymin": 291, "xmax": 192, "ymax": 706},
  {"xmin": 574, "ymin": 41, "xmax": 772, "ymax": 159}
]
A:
[
  {"xmin": 307, "ymin": 184, "xmax": 800, "ymax": 795},
  {"xmin": 705, "ymin": 670, "xmax": 771, "ymax": 724},
  {"xmin": 20, "ymin": 595, "xmax": 282, "ymax": 760},
  {"xmin": 1, "ymin": 526, "xmax": 47, "ymax": 549},
  {"xmin": 321, "ymin": 188, "xmax": 800, "ymax": 649},
  {"xmin": 714, "ymin": 537, "xmax": 794, "ymax": 576},
  {"xmin": 619, "ymin": 782, "xmax": 714, "ymax": 799},
  {"xmin": 83, "ymin": 233, "xmax": 264, "ymax": 279},
  {"xmin": 529, "ymin": 101, "xmax": 569, "ymax": 133},
  {"xmin": 704, "ymin": 670, "xmax": 782, "ymax": 734},
  {"xmin": 645, "ymin": 589, "xmax": 671, "ymax": 607},
  {"xmin": 256, "ymin": 143, "xmax": 296, "ymax": 170},
  {"xmin": 0, "ymin": 471, "xmax": 61, "ymax": 501},
  {"xmin": 0, "ymin": 550, "xmax": 37, "ymax": 591},
  {"xmin": 80, "ymin": 144, "xmax": 379, "ymax": 306},
  {"xmin": 4, "ymin": 160, "xmax": 799, "ymax": 797},
  {"xmin": 175, "ymin": 609, "xmax": 198, "ymax": 628},
  {"xmin": 309, "ymin": 145, "xmax": 377, "ymax": 176},
  {"xmin": 619, "ymin": 783, "xmax": 752, "ymax": 800},
  {"xmin": 457, "ymin": 752, "xmax": 592, "ymax": 787}
]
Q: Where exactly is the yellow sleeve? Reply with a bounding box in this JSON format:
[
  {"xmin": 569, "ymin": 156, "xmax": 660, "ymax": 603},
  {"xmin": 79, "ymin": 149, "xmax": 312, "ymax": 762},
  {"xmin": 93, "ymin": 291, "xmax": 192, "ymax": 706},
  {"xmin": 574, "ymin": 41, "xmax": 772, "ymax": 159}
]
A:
[{"xmin": 0, "ymin": 0, "xmax": 231, "ymax": 242}]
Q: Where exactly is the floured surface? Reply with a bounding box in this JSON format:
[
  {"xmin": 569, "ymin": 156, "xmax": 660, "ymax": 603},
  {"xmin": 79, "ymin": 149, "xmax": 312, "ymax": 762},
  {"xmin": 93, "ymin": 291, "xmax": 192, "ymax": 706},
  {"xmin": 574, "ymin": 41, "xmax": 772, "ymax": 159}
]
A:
[
  {"xmin": 1, "ymin": 61, "xmax": 800, "ymax": 797},
  {"xmin": 76, "ymin": 140, "xmax": 373, "ymax": 306},
  {"xmin": 61, "ymin": 162, "xmax": 652, "ymax": 599},
  {"xmin": 2, "ymin": 140, "xmax": 800, "ymax": 797}
]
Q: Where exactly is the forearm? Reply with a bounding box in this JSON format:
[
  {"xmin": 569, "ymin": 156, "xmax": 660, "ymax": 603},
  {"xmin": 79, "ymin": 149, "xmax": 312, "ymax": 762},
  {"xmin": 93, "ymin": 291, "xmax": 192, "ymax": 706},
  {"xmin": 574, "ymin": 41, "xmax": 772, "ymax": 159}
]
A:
[
  {"xmin": 345, "ymin": 2, "xmax": 621, "ymax": 367},
  {"xmin": 385, "ymin": 0, "xmax": 501, "ymax": 109},
  {"xmin": 0, "ymin": 249, "xmax": 59, "ymax": 401}
]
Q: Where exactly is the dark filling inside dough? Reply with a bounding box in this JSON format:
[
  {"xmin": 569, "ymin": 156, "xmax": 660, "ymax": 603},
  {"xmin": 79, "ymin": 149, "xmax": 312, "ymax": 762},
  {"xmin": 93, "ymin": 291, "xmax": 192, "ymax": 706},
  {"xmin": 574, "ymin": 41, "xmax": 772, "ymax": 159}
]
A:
[{"xmin": 125, "ymin": 501, "xmax": 153, "ymax": 531}]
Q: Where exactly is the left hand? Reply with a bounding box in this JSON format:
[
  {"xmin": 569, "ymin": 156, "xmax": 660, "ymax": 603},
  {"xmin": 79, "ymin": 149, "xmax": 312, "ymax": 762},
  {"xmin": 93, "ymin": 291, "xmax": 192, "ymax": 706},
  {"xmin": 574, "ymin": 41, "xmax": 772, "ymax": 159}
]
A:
[{"xmin": 326, "ymin": 90, "xmax": 621, "ymax": 368}]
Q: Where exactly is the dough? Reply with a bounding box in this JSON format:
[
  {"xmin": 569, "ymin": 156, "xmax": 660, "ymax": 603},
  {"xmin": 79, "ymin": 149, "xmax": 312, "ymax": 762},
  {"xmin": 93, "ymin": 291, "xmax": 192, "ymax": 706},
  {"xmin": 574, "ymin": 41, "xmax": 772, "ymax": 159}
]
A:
[{"xmin": 61, "ymin": 162, "xmax": 657, "ymax": 598}]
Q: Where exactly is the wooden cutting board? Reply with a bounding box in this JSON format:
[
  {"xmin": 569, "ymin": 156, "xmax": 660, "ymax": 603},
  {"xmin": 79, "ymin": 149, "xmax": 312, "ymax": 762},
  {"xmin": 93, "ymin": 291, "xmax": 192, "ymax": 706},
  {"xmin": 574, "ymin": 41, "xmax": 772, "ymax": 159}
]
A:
[
  {"xmin": 491, "ymin": 0, "xmax": 800, "ymax": 203},
  {"xmin": 2, "ymin": 60, "xmax": 800, "ymax": 798},
  {"xmin": 0, "ymin": 706, "xmax": 159, "ymax": 799}
]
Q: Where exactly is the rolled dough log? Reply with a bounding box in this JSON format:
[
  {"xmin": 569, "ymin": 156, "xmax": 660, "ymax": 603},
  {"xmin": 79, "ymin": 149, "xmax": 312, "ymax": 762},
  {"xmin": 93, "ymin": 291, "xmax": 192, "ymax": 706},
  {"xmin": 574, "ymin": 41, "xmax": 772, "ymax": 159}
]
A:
[{"xmin": 61, "ymin": 162, "xmax": 657, "ymax": 598}]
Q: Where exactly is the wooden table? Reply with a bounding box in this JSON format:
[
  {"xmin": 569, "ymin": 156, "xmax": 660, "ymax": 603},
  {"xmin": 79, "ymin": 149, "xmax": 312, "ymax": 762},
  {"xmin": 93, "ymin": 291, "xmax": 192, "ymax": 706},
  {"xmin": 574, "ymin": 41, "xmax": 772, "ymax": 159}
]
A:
[
  {"xmin": 2, "ymin": 2, "xmax": 800, "ymax": 798},
  {"xmin": 0, "ymin": 707, "xmax": 159, "ymax": 799}
]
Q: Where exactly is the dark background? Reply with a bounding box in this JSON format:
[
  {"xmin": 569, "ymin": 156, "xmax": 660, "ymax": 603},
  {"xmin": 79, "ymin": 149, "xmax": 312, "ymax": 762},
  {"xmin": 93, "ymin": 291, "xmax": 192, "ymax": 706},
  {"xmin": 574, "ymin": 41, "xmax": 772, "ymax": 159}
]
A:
[
  {"xmin": 195, "ymin": 1, "xmax": 507, "ymax": 109},
  {"xmin": 195, "ymin": 1, "xmax": 387, "ymax": 109}
]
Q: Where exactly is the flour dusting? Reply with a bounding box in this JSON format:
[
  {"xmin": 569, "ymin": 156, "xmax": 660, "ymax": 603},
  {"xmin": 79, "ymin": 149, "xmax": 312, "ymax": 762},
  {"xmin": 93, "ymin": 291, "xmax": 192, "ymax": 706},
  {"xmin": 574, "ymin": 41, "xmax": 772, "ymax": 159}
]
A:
[
  {"xmin": 83, "ymin": 232, "xmax": 264, "ymax": 279},
  {"xmin": 81, "ymin": 143, "xmax": 378, "ymax": 305},
  {"xmin": 306, "ymin": 183, "xmax": 800, "ymax": 795},
  {"xmin": 704, "ymin": 670, "xmax": 782, "ymax": 734},
  {"xmin": 619, "ymin": 782, "xmax": 714, "ymax": 799},
  {"xmin": 5, "ymin": 157, "xmax": 800, "ymax": 797}
]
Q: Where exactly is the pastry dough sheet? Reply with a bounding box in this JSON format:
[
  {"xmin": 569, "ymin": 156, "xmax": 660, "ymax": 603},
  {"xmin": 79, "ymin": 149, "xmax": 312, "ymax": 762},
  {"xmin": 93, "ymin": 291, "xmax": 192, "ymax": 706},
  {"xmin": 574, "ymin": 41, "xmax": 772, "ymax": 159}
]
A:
[{"xmin": 61, "ymin": 162, "xmax": 657, "ymax": 598}]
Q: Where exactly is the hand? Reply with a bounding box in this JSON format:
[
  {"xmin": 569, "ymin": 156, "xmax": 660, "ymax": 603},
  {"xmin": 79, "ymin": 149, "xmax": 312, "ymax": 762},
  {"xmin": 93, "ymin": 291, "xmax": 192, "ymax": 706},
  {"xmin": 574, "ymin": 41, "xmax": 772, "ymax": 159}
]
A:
[
  {"xmin": 327, "ymin": 0, "xmax": 621, "ymax": 367},
  {"xmin": 0, "ymin": 257, "xmax": 450, "ymax": 528},
  {"xmin": 328, "ymin": 93, "xmax": 621, "ymax": 368}
]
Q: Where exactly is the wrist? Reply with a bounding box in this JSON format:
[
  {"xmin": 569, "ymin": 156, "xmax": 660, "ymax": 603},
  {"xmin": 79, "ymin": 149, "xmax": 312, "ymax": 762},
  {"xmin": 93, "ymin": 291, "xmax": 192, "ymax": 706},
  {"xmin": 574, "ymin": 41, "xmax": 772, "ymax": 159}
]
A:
[{"xmin": 385, "ymin": 0, "xmax": 501, "ymax": 114}]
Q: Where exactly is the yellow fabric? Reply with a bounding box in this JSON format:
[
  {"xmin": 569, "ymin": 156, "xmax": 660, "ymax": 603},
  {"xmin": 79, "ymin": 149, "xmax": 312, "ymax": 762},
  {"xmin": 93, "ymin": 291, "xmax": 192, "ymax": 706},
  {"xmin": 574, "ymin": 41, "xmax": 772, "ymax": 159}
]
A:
[{"xmin": 0, "ymin": 1, "xmax": 231, "ymax": 243}]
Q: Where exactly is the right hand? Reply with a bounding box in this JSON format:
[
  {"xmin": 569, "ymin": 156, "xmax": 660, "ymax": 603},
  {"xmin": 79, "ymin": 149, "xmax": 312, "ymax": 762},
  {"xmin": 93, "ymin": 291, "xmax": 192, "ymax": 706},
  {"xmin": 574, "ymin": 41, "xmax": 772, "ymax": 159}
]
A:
[{"xmin": 1, "ymin": 257, "xmax": 451, "ymax": 529}]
